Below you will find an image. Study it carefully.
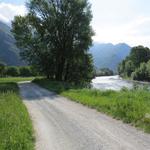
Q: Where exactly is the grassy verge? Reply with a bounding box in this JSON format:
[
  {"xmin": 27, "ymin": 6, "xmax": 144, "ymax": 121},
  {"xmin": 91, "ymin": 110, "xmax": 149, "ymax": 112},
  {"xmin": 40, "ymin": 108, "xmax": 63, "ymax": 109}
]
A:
[
  {"xmin": 0, "ymin": 82, "xmax": 34, "ymax": 149},
  {"xmin": 34, "ymin": 78, "xmax": 150, "ymax": 133},
  {"xmin": 0, "ymin": 77, "xmax": 35, "ymax": 83}
]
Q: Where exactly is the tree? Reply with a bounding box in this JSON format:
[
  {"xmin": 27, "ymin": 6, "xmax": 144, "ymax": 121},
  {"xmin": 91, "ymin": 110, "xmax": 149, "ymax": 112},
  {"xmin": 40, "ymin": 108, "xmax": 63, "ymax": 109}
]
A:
[
  {"xmin": 30, "ymin": 66, "xmax": 40, "ymax": 76},
  {"xmin": 118, "ymin": 60, "xmax": 126, "ymax": 76},
  {"xmin": 131, "ymin": 63, "xmax": 148, "ymax": 81},
  {"xmin": 124, "ymin": 60, "xmax": 135, "ymax": 77},
  {"xmin": 129, "ymin": 46, "xmax": 150, "ymax": 67},
  {"xmin": 146, "ymin": 60, "xmax": 150, "ymax": 81},
  {"xmin": 19, "ymin": 67, "xmax": 32, "ymax": 77},
  {"xmin": 118, "ymin": 46, "xmax": 150, "ymax": 81},
  {"xmin": 0, "ymin": 62, "xmax": 6, "ymax": 77},
  {"xmin": 12, "ymin": 0, "xmax": 94, "ymax": 84},
  {"xmin": 6, "ymin": 67, "xmax": 19, "ymax": 77}
]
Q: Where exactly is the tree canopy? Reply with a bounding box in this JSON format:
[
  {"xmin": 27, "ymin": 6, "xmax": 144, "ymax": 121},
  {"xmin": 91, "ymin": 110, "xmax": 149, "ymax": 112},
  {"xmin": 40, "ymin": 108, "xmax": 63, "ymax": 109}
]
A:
[{"xmin": 12, "ymin": 0, "xmax": 94, "ymax": 84}]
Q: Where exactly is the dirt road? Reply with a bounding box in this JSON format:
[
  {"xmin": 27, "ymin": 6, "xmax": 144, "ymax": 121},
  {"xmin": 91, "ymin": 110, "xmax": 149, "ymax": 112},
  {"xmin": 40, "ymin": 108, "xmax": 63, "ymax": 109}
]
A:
[{"xmin": 19, "ymin": 82, "xmax": 150, "ymax": 150}]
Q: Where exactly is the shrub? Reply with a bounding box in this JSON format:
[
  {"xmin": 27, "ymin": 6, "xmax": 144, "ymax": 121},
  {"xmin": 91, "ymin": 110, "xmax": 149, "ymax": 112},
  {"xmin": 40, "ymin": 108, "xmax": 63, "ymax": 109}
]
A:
[
  {"xmin": 0, "ymin": 62, "xmax": 6, "ymax": 77},
  {"xmin": 131, "ymin": 63, "xmax": 149, "ymax": 81},
  {"xmin": 6, "ymin": 67, "xmax": 19, "ymax": 77},
  {"xmin": 19, "ymin": 67, "xmax": 32, "ymax": 77}
]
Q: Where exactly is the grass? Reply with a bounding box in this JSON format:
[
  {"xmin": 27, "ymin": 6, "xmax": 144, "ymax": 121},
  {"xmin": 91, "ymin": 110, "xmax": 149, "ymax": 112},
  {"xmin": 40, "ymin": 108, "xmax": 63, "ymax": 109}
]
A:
[
  {"xmin": 0, "ymin": 81, "xmax": 34, "ymax": 149},
  {"xmin": 34, "ymin": 78, "xmax": 150, "ymax": 133},
  {"xmin": 0, "ymin": 77, "xmax": 35, "ymax": 83}
]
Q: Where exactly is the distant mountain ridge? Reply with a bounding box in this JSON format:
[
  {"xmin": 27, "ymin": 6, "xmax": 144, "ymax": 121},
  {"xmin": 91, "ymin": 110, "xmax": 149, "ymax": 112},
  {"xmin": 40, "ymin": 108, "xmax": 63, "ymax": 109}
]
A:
[
  {"xmin": 0, "ymin": 21, "xmax": 131, "ymax": 70},
  {"xmin": 89, "ymin": 42, "xmax": 131, "ymax": 71},
  {"xmin": 0, "ymin": 21, "xmax": 25, "ymax": 66}
]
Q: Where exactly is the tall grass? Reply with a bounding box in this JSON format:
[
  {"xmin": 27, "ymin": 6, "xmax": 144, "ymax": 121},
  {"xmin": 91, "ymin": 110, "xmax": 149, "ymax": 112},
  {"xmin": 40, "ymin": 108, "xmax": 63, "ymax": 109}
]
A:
[
  {"xmin": 0, "ymin": 77, "xmax": 35, "ymax": 83},
  {"xmin": 34, "ymin": 79, "xmax": 150, "ymax": 133},
  {"xmin": 0, "ymin": 82, "xmax": 34, "ymax": 150}
]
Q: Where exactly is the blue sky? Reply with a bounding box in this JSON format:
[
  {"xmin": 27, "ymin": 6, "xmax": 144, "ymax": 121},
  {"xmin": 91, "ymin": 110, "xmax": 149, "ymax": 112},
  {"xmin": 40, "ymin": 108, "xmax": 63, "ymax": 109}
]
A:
[{"xmin": 0, "ymin": 0, "xmax": 150, "ymax": 47}]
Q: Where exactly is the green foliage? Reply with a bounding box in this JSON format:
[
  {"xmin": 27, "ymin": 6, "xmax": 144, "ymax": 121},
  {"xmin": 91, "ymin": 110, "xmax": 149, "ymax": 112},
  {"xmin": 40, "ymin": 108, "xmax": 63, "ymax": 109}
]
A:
[
  {"xmin": 6, "ymin": 66, "xmax": 19, "ymax": 77},
  {"xmin": 34, "ymin": 79, "xmax": 150, "ymax": 133},
  {"xmin": 131, "ymin": 63, "xmax": 149, "ymax": 81},
  {"xmin": 0, "ymin": 62, "xmax": 6, "ymax": 77},
  {"xmin": 130, "ymin": 46, "xmax": 150, "ymax": 67},
  {"xmin": 19, "ymin": 66, "xmax": 32, "ymax": 77},
  {"xmin": 33, "ymin": 78, "xmax": 88, "ymax": 93},
  {"xmin": 147, "ymin": 60, "xmax": 150, "ymax": 79},
  {"xmin": 118, "ymin": 46, "xmax": 150, "ymax": 81},
  {"xmin": 124, "ymin": 60, "xmax": 135, "ymax": 77},
  {"xmin": 0, "ymin": 65, "xmax": 39, "ymax": 77},
  {"xmin": 12, "ymin": 0, "xmax": 94, "ymax": 84},
  {"xmin": 0, "ymin": 83, "xmax": 34, "ymax": 149}
]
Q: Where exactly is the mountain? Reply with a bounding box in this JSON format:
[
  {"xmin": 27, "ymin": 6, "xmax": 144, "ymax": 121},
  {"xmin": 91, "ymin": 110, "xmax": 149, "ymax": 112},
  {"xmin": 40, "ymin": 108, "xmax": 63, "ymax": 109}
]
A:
[
  {"xmin": 0, "ymin": 21, "xmax": 131, "ymax": 70},
  {"xmin": 89, "ymin": 42, "xmax": 131, "ymax": 72},
  {"xmin": 0, "ymin": 21, "xmax": 25, "ymax": 66}
]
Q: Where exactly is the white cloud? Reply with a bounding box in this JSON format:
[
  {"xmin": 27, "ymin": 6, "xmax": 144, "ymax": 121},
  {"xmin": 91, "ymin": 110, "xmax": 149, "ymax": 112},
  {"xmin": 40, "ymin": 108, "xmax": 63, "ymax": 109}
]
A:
[
  {"xmin": 92, "ymin": 16, "xmax": 150, "ymax": 47},
  {"xmin": 90, "ymin": 0, "xmax": 150, "ymax": 47},
  {"xmin": 0, "ymin": 2, "xmax": 26, "ymax": 23}
]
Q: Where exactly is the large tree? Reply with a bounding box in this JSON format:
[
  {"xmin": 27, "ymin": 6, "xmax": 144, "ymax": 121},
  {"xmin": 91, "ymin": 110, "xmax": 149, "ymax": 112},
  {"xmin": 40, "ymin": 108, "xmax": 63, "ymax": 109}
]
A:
[
  {"xmin": 129, "ymin": 46, "xmax": 150, "ymax": 67},
  {"xmin": 12, "ymin": 0, "xmax": 94, "ymax": 83}
]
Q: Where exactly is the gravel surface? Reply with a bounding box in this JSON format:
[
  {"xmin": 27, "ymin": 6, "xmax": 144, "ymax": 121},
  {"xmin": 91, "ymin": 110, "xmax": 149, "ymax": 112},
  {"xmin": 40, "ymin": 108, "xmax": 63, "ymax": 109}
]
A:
[{"xmin": 19, "ymin": 82, "xmax": 150, "ymax": 150}]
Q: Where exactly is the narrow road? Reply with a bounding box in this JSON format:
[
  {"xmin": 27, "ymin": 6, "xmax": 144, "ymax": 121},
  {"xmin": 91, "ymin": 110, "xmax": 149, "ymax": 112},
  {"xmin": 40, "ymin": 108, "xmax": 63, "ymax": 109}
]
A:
[{"xmin": 19, "ymin": 82, "xmax": 150, "ymax": 150}]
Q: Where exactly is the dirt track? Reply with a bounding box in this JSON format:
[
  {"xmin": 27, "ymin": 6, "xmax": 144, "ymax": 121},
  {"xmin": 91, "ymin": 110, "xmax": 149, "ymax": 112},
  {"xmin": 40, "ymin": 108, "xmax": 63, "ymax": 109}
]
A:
[{"xmin": 19, "ymin": 82, "xmax": 150, "ymax": 150}]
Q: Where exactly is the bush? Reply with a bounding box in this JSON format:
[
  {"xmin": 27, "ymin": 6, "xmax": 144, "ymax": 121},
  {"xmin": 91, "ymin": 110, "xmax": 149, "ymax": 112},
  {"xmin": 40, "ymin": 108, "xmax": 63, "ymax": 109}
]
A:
[
  {"xmin": 131, "ymin": 63, "xmax": 149, "ymax": 81},
  {"xmin": 0, "ymin": 62, "xmax": 6, "ymax": 77},
  {"xmin": 3, "ymin": 66, "xmax": 39, "ymax": 77},
  {"xmin": 125, "ymin": 60, "xmax": 135, "ymax": 77},
  {"xmin": 146, "ymin": 60, "xmax": 150, "ymax": 80},
  {"xmin": 19, "ymin": 67, "xmax": 32, "ymax": 77},
  {"xmin": 6, "ymin": 67, "xmax": 19, "ymax": 77}
]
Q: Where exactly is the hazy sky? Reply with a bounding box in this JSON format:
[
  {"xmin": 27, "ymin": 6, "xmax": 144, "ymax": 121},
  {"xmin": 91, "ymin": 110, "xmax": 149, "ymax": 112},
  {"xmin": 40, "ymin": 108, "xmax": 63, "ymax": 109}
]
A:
[{"xmin": 0, "ymin": 0, "xmax": 150, "ymax": 47}]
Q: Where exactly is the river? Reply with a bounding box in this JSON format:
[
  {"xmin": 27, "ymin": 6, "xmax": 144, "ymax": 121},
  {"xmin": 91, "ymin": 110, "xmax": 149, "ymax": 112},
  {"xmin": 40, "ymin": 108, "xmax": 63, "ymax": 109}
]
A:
[{"xmin": 91, "ymin": 75, "xmax": 149, "ymax": 91}]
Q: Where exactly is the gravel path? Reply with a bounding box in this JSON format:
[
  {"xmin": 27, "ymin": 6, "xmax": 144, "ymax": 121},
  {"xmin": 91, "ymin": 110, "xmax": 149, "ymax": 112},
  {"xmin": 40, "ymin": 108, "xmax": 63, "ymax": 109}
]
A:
[{"xmin": 19, "ymin": 82, "xmax": 150, "ymax": 150}]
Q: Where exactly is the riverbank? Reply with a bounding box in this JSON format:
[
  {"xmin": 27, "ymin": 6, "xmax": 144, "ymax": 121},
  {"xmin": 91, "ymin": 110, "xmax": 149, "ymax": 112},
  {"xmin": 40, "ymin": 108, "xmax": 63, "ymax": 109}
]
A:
[
  {"xmin": 33, "ymin": 78, "xmax": 150, "ymax": 133},
  {"xmin": 122, "ymin": 76, "xmax": 150, "ymax": 85}
]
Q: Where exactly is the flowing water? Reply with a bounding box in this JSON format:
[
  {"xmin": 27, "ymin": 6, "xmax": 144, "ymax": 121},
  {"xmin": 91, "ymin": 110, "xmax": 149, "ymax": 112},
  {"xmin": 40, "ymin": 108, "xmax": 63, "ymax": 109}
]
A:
[{"xmin": 91, "ymin": 75, "xmax": 148, "ymax": 91}]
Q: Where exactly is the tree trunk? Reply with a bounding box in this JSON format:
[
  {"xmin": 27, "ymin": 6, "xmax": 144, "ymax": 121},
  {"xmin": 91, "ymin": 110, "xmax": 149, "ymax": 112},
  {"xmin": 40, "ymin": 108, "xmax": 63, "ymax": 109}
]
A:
[
  {"xmin": 64, "ymin": 61, "xmax": 69, "ymax": 81},
  {"xmin": 56, "ymin": 57, "xmax": 65, "ymax": 81}
]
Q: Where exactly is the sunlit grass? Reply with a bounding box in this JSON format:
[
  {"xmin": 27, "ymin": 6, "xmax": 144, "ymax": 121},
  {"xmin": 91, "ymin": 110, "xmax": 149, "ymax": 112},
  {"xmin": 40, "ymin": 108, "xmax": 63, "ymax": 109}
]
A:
[
  {"xmin": 0, "ymin": 82, "xmax": 34, "ymax": 150},
  {"xmin": 0, "ymin": 77, "xmax": 35, "ymax": 83}
]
